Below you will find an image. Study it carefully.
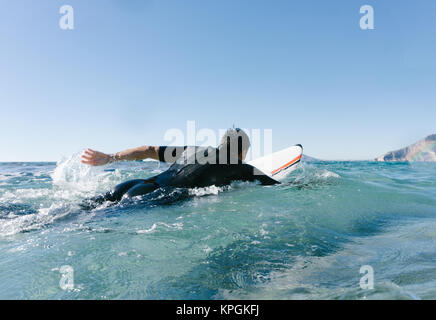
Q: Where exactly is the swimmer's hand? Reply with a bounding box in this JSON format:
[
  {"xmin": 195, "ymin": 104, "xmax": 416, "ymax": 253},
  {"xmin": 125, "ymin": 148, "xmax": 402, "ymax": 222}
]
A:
[{"xmin": 81, "ymin": 148, "xmax": 114, "ymax": 166}]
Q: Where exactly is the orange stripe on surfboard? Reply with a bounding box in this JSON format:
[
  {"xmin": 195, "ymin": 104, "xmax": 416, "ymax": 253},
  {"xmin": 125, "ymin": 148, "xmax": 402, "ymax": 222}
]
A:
[{"xmin": 271, "ymin": 154, "xmax": 302, "ymax": 175}]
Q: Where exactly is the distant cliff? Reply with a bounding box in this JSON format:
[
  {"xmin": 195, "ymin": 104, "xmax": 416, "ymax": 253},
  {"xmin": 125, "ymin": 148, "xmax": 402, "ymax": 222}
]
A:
[
  {"xmin": 302, "ymin": 154, "xmax": 320, "ymax": 162},
  {"xmin": 376, "ymin": 134, "xmax": 436, "ymax": 162}
]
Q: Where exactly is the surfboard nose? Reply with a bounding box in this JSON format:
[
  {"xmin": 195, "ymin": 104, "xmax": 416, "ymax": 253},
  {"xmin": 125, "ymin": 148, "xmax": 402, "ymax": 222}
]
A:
[{"xmin": 295, "ymin": 144, "xmax": 303, "ymax": 151}]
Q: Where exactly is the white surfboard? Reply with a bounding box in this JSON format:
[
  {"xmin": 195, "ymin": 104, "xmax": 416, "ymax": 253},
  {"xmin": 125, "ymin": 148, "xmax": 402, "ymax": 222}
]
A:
[{"xmin": 248, "ymin": 144, "xmax": 303, "ymax": 182}]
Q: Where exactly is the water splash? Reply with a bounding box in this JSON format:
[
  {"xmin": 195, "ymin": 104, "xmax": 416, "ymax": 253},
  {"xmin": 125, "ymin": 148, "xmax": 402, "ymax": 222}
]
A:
[{"xmin": 51, "ymin": 152, "xmax": 119, "ymax": 193}]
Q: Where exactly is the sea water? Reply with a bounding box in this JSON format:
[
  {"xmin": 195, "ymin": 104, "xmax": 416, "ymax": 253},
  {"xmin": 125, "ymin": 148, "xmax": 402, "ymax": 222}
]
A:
[{"xmin": 0, "ymin": 154, "xmax": 435, "ymax": 299}]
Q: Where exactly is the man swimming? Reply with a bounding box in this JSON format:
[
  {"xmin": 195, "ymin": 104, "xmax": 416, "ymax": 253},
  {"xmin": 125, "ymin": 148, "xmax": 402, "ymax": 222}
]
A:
[{"xmin": 81, "ymin": 128, "xmax": 278, "ymax": 205}]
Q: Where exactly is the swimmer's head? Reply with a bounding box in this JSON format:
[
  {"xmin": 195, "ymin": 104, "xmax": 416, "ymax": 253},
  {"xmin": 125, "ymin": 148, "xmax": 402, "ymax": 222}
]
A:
[{"xmin": 219, "ymin": 128, "xmax": 250, "ymax": 162}]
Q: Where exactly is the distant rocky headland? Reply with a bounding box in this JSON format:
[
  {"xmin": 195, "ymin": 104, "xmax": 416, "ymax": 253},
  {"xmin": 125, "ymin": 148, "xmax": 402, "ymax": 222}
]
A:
[
  {"xmin": 302, "ymin": 154, "xmax": 320, "ymax": 162},
  {"xmin": 376, "ymin": 134, "xmax": 436, "ymax": 162}
]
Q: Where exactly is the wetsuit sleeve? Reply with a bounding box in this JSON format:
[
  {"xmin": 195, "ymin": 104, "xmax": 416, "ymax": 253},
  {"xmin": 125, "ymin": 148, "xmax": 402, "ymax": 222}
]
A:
[{"xmin": 158, "ymin": 146, "xmax": 187, "ymax": 163}]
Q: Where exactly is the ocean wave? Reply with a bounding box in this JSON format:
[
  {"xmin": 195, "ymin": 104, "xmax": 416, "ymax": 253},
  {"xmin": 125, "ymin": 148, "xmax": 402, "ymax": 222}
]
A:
[{"xmin": 0, "ymin": 202, "xmax": 77, "ymax": 236}]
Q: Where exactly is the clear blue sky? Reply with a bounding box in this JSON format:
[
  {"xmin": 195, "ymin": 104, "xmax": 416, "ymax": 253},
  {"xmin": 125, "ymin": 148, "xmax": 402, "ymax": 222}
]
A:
[{"xmin": 1, "ymin": 0, "xmax": 435, "ymax": 161}]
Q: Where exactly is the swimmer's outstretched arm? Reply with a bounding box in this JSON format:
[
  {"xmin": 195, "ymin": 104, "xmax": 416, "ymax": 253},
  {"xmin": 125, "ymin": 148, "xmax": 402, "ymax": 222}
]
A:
[
  {"xmin": 81, "ymin": 146, "xmax": 159, "ymax": 166},
  {"xmin": 82, "ymin": 146, "xmax": 186, "ymax": 166}
]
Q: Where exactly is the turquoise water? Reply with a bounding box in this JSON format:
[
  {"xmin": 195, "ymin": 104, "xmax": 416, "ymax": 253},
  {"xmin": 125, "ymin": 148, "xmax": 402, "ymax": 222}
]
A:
[{"xmin": 1, "ymin": 155, "xmax": 436, "ymax": 299}]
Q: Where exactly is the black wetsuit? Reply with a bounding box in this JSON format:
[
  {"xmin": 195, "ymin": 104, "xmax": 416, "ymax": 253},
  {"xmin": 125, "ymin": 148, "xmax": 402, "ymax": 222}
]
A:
[{"xmin": 89, "ymin": 146, "xmax": 278, "ymax": 205}]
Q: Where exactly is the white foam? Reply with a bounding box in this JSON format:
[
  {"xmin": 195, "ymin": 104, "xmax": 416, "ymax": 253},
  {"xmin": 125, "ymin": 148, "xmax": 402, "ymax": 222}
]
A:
[
  {"xmin": 320, "ymin": 171, "xmax": 340, "ymax": 179},
  {"xmin": 189, "ymin": 185, "xmax": 224, "ymax": 196},
  {"xmin": 136, "ymin": 222, "xmax": 183, "ymax": 234}
]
